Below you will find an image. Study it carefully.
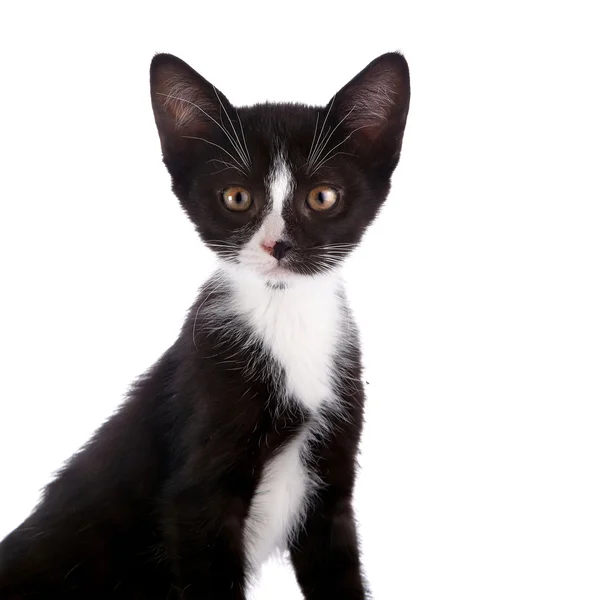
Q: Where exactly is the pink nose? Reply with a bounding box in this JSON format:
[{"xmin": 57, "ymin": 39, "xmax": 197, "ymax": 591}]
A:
[
  {"xmin": 261, "ymin": 240, "xmax": 276, "ymax": 254},
  {"xmin": 263, "ymin": 240, "xmax": 293, "ymax": 261}
]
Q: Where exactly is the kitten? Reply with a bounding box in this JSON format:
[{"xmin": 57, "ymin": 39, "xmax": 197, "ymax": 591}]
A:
[{"xmin": 0, "ymin": 51, "xmax": 410, "ymax": 599}]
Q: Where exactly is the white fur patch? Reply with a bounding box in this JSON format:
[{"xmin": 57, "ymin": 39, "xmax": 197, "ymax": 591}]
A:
[
  {"xmin": 267, "ymin": 154, "xmax": 294, "ymax": 216},
  {"xmin": 223, "ymin": 265, "xmax": 343, "ymax": 410},
  {"xmin": 218, "ymin": 264, "xmax": 346, "ymax": 571},
  {"xmin": 256, "ymin": 154, "xmax": 294, "ymax": 245},
  {"xmin": 244, "ymin": 430, "xmax": 314, "ymax": 569}
]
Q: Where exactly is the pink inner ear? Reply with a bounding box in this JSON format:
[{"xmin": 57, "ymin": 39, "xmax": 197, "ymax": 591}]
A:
[
  {"xmin": 153, "ymin": 71, "xmax": 219, "ymax": 138},
  {"xmin": 156, "ymin": 77, "xmax": 207, "ymax": 132},
  {"xmin": 343, "ymin": 67, "xmax": 406, "ymax": 140}
]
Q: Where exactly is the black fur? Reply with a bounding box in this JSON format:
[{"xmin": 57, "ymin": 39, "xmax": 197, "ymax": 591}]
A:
[{"xmin": 0, "ymin": 51, "xmax": 410, "ymax": 599}]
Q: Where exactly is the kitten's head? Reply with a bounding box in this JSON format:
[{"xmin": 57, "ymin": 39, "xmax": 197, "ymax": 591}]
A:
[{"xmin": 150, "ymin": 52, "xmax": 410, "ymax": 283}]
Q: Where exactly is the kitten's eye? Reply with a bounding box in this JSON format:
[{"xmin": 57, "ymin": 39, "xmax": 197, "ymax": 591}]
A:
[
  {"xmin": 307, "ymin": 186, "xmax": 339, "ymax": 212},
  {"xmin": 222, "ymin": 186, "xmax": 252, "ymax": 212}
]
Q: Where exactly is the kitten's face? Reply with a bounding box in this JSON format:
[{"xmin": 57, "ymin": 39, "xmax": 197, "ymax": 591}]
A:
[{"xmin": 150, "ymin": 53, "xmax": 410, "ymax": 284}]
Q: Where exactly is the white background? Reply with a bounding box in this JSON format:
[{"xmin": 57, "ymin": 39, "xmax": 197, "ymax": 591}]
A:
[{"xmin": 1, "ymin": 2, "xmax": 599, "ymax": 599}]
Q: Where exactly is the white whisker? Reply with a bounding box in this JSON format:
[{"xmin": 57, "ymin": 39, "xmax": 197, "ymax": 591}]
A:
[
  {"xmin": 308, "ymin": 126, "xmax": 331, "ymax": 171},
  {"xmin": 207, "ymin": 158, "xmax": 246, "ymax": 176},
  {"xmin": 307, "ymin": 94, "xmax": 336, "ymax": 169},
  {"xmin": 236, "ymin": 108, "xmax": 252, "ymax": 169},
  {"xmin": 311, "ymin": 126, "xmax": 369, "ymax": 174},
  {"xmin": 213, "ymin": 85, "xmax": 250, "ymax": 168},
  {"xmin": 306, "ymin": 113, "xmax": 320, "ymax": 167},
  {"xmin": 182, "ymin": 136, "xmax": 247, "ymax": 172},
  {"xmin": 308, "ymin": 106, "xmax": 356, "ymax": 175},
  {"xmin": 157, "ymin": 92, "xmax": 249, "ymax": 173}
]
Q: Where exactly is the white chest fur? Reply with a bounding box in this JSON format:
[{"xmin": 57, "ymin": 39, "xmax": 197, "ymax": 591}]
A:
[{"xmin": 221, "ymin": 266, "xmax": 345, "ymax": 568}]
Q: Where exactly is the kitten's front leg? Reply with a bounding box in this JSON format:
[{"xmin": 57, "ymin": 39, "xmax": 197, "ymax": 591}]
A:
[
  {"xmin": 289, "ymin": 376, "xmax": 368, "ymax": 600},
  {"xmin": 162, "ymin": 464, "xmax": 252, "ymax": 599},
  {"xmin": 289, "ymin": 381, "xmax": 368, "ymax": 600},
  {"xmin": 290, "ymin": 492, "xmax": 366, "ymax": 600}
]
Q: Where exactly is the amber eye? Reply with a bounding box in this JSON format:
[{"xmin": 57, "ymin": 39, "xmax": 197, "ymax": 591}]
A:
[
  {"xmin": 307, "ymin": 186, "xmax": 339, "ymax": 212},
  {"xmin": 222, "ymin": 186, "xmax": 252, "ymax": 212}
]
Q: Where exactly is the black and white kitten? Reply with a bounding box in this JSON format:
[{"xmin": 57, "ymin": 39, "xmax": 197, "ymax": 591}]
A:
[{"xmin": 0, "ymin": 51, "xmax": 410, "ymax": 599}]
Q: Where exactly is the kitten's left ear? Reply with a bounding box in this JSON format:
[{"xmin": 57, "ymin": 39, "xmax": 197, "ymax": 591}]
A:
[
  {"xmin": 150, "ymin": 53, "xmax": 232, "ymax": 158},
  {"xmin": 329, "ymin": 52, "xmax": 410, "ymax": 170}
]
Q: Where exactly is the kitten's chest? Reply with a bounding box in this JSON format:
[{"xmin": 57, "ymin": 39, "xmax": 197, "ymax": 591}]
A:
[
  {"xmin": 232, "ymin": 275, "xmax": 345, "ymax": 568},
  {"xmin": 239, "ymin": 277, "xmax": 344, "ymax": 410}
]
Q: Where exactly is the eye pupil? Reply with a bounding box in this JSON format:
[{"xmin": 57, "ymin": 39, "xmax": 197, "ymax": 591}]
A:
[
  {"xmin": 222, "ymin": 186, "xmax": 252, "ymax": 211},
  {"xmin": 307, "ymin": 186, "xmax": 338, "ymax": 212}
]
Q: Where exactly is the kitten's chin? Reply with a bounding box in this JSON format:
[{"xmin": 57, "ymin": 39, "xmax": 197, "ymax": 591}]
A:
[
  {"xmin": 218, "ymin": 258, "xmax": 294, "ymax": 284},
  {"xmin": 263, "ymin": 263, "xmax": 291, "ymax": 278},
  {"xmin": 247, "ymin": 255, "xmax": 296, "ymax": 281},
  {"xmin": 254, "ymin": 261, "xmax": 338, "ymax": 282},
  {"xmin": 259, "ymin": 265, "xmax": 295, "ymax": 288}
]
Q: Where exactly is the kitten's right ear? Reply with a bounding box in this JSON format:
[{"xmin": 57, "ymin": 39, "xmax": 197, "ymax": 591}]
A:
[
  {"xmin": 329, "ymin": 52, "xmax": 411, "ymax": 171},
  {"xmin": 150, "ymin": 54, "xmax": 229, "ymax": 155}
]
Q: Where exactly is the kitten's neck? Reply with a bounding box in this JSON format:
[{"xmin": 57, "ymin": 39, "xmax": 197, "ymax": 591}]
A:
[
  {"xmin": 217, "ymin": 260, "xmax": 344, "ymax": 304},
  {"xmin": 215, "ymin": 261, "xmax": 347, "ymax": 411}
]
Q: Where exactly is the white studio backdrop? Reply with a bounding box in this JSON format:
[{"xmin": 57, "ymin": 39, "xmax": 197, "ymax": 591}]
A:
[{"xmin": 0, "ymin": 2, "xmax": 598, "ymax": 599}]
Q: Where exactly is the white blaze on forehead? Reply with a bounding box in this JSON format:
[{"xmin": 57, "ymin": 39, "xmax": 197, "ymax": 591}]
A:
[
  {"xmin": 267, "ymin": 154, "xmax": 294, "ymax": 216},
  {"xmin": 259, "ymin": 154, "xmax": 294, "ymax": 243}
]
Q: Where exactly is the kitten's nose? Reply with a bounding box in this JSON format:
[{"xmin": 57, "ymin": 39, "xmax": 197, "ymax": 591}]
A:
[{"xmin": 271, "ymin": 240, "xmax": 293, "ymax": 261}]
